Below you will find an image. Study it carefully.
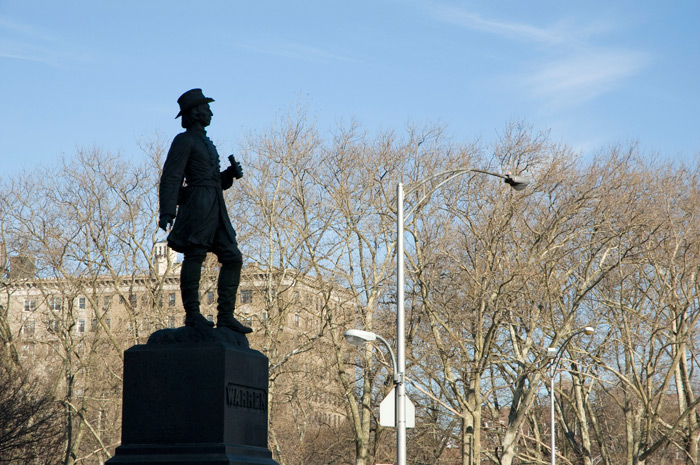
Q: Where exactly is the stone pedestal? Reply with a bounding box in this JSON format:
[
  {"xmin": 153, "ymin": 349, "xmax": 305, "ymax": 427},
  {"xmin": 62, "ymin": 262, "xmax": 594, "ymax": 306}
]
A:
[{"xmin": 106, "ymin": 326, "xmax": 278, "ymax": 465}]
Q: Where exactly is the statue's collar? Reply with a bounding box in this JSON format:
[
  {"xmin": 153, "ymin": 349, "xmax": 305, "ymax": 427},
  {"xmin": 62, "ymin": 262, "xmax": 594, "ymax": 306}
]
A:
[{"xmin": 187, "ymin": 126, "xmax": 207, "ymax": 136}]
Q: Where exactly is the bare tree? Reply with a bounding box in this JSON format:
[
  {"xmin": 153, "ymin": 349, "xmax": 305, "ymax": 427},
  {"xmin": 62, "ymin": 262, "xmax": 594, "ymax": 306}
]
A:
[
  {"xmin": 0, "ymin": 144, "xmax": 168, "ymax": 464},
  {"xmin": 587, "ymin": 157, "xmax": 700, "ymax": 465},
  {"xmin": 0, "ymin": 345, "xmax": 64, "ymax": 464}
]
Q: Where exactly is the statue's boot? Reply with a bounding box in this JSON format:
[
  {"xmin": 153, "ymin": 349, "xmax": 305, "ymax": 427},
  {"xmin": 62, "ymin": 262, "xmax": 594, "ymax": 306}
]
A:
[
  {"xmin": 216, "ymin": 261, "xmax": 252, "ymax": 334},
  {"xmin": 180, "ymin": 254, "xmax": 214, "ymax": 328},
  {"xmin": 184, "ymin": 311, "xmax": 214, "ymax": 328},
  {"xmin": 217, "ymin": 313, "xmax": 253, "ymax": 334}
]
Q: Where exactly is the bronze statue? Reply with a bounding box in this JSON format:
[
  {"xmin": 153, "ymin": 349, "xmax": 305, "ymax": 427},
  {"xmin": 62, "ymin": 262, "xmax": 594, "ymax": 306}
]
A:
[{"xmin": 158, "ymin": 88, "xmax": 252, "ymax": 334}]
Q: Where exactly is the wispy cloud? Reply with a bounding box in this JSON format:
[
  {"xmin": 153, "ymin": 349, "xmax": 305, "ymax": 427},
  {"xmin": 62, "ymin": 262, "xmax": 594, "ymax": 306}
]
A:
[
  {"xmin": 430, "ymin": 4, "xmax": 570, "ymax": 45},
  {"xmin": 523, "ymin": 50, "xmax": 649, "ymax": 108},
  {"xmin": 428, "ymin": 4, "xmax": 650, "ymax": 108},
  {"xmin": 0, "ymin": 18, "xmax": 89, "ymax": 67}
]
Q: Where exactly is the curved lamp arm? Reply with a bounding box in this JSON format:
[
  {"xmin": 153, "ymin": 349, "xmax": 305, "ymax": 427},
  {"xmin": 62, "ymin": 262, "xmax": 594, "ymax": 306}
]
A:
[
  {"xmin": 344, "ymin": 329, "xmax": 399, "ymax": 384},
  {"xmin": 547, "ymin": 326, "xmax": 596, "ymax": 370},
  {"xmin": 402, "ymin": 169, "xmax": 530, "ymax": 220}
]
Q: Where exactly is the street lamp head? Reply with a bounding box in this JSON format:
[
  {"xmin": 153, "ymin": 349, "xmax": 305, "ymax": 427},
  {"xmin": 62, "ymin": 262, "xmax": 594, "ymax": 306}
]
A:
[
  {"xmin": 504, "ymin": 173, "xmax": 530, "ymax": 191},
  {"xmin": 546, "ymin": 347, "xmax": 558, "ymax": 358},
  {"xmin": 583, "ymin": 326, "xmax": 595, "ymax": 336},
  {"xmin": 344, "ymin": 329, "xmax": 378, "ymax": 347}
]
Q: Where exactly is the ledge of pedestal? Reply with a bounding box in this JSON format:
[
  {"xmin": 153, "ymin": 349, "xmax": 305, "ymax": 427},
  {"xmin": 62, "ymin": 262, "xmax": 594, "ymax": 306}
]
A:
[{"xmin": 147, "ymin": 325, "xmax": 250, "ymax": 348}]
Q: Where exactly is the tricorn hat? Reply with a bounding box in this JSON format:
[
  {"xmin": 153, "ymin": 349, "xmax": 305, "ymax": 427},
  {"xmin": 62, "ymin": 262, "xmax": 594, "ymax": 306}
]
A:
[{"xmin": 175, "ymin": 88, "xmax": 214, "ymax": 118}]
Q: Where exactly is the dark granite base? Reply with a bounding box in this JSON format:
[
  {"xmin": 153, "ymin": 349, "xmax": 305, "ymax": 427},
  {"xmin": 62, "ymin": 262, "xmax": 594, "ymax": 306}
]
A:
[
  {"xmin": 107, "ymin": 327, "xmax": 278, "ymax": 465},
  {"xmin": 107, "ymin": 443, "xmax": 276, "ymax": 465}
]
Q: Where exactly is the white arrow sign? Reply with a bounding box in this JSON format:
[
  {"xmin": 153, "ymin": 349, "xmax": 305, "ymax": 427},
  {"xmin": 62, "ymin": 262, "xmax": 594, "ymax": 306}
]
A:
[{"xmin": 379, "ymin": 387, "xmax": 415, "ymax": 428}]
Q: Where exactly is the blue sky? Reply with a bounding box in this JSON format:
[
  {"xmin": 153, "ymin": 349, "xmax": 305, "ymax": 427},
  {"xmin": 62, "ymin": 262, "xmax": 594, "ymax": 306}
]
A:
[{"xmin": 2, "ymin": 0, "xmax": 698, "ymax": 177}]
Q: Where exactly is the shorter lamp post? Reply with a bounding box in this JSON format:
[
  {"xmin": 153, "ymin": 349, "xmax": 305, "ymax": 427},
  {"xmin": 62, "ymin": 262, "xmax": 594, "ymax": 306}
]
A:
[
  {"xmin": 344, "ymin": 329, "xmax": 401, "ymax": 460},
  {"xmin": 546, "ymin": 326, "xmax": 595, "ymax": 465}
]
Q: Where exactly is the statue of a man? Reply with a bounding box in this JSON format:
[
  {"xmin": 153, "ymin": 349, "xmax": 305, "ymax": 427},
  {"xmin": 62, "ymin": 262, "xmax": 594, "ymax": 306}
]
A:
[{"xmin": 158, "ymin": 88, "xmax": 252, "ymax": 334}]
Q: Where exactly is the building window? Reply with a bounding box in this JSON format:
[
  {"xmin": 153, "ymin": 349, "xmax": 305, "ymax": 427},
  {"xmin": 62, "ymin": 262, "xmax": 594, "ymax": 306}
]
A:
[
  {"xmin": 207, "ymin": 291, "xmax": 215, "ymax": 305},
  {"xmin": 240, "ymin": 290, "xmax": 253, "ymax": 304},
  {"xmin": 22, "ymin": 319, "xmax": 35, "ymax": 337},
  {"xmin": 168, "ymin": 293, "xmax": 176, "ymax": 307},
  {"xmin": 244, "ymin": 315, "xmax": 253, "ymax": 327},
  {"xmin": 206, "ymin": 314, "xmax": 214, "ymax": 323},
  {"xmin": 48, "ymin": 319, "xmax": 60, "ymax": 333},
  {"xmin": 294, "ymin": 313, "xmax": 300, "ymax": 327},
  {"xmin": 103, "ymin": 295, "xmax": 111, "ymax": 309},
  {"xmin": 79, "ymin": 297, "xmax": 86, "ymax": 309},
  {"xmin": 128, "ymin": 294, "xmax": 137, "ymax": 308},
  {"xmin": 261, "ymin": 311, "xmax": 268, "ymax": 322},
  {"xmin": 23, "ymin": 299, "xmax": 36, "ymax": 312},
  {"xmin": 77, "ymin": 319, "xmax": 86, "ymax": 333},
  {"xmin": 92, "ymin": 318, "xmax": 98, "ymax": 331},
  {"xmin": 49, "ymin": 296, "xmax": 62, "ymax": 311},
  {"xmin": 98, "ymin": 409, "xmax": 106, "ymax": 433},
  {"xmin": 168, "ymin": 316, "xmax": 176, "ymax": 328}
]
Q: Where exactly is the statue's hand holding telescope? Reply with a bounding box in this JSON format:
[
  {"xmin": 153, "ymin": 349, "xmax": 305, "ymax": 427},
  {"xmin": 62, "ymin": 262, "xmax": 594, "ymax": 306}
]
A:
[
  {"xmin": 220, "ymin": 155, "xmax": 243, "ymax": 190},
  {"xmin": 228, "ymin": 155, "xmax": 243, "ymax": 179}
]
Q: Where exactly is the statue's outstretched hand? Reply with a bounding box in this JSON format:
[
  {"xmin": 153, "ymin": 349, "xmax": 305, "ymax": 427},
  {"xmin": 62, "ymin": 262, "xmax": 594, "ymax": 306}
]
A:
[{"xmin": 159, "ymin": 215, "xmax": 174, "ymax": 232}]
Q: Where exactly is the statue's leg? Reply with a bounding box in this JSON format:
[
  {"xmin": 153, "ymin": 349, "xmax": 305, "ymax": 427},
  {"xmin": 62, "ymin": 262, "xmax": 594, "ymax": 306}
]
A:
[
  {"xmin": 215, "ymin": 244, "xmax": 252, "ymax": 334},
  {"xmin": 180, "ymin": 249, "xmax": 214, "ymax": 327}
]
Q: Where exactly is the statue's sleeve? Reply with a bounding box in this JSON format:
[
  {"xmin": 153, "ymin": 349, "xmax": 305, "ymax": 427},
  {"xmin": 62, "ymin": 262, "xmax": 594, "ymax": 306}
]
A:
[{"xmin": 159, "ymin": 133, "xmax": 192, "ymax": 218}]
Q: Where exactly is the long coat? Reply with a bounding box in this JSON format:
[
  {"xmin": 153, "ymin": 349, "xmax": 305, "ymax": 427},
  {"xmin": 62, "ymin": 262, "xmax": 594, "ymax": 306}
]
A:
[{"xmin": 159, "ymin": 127, "xmax": 236, "ymax": 253}]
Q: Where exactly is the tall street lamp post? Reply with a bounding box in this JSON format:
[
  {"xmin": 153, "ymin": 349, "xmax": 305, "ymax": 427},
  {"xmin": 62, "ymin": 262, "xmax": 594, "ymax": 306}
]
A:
[
  {"xmin": 546, "ymin": 326, "xmax": 596, "ymax": 465},
  {"xmin": 396, "ymin": 169, "xmax": 528, "ymax": 465}
]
